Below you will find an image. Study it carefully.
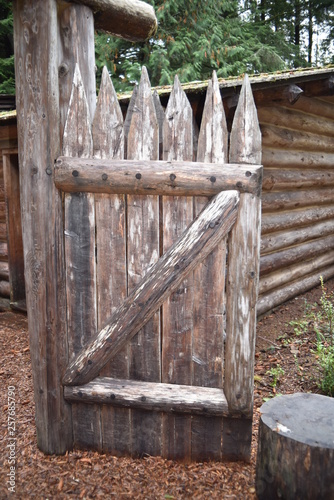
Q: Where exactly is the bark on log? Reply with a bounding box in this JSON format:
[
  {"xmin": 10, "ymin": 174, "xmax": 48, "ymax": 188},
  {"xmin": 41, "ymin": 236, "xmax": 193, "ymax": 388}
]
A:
[
  {"xmin": 257, "ymin": 264, "xmax": 334, "ymax": 317},
  {"xmin": 54, "ymin": 157, "xmax": 262, "ymax": 196},
  {"xmin": 63, "ymin": 190, "xmax": 239, "ymax": 386},
  {"xmin": 64, "ymin": 377, "xmax": 230, "ymax": 417},
  {"xmin": 256, "ymin": 393, "xmax": 334, "ymax": 500},
  {"xmin": 63, "ymin": 0, "xmax": 157, "ymax": 41}
]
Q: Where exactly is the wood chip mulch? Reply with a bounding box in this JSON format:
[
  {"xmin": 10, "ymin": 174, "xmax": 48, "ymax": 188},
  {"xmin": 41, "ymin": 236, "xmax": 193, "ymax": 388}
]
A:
[{"xmin": 1, "ymin": 276, "xmax": 333, "ymax": 499}]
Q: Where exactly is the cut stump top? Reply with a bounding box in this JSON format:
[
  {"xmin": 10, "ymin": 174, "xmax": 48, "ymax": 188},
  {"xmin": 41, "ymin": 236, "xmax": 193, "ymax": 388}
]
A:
[{"xmin": 260, "ymin": 392, "xmax": 334, "ymax": 449}]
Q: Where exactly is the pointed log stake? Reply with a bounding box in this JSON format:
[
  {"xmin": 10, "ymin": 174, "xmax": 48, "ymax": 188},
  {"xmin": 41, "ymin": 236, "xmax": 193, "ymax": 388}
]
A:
[
  {"xmin": 225, "ymin": 74, "xmax": 262, "ymax": 417},
  {"xmin": 229, "ymin": 74, "xmax": 262, "ymax": 165},
  {"xmin": 63, "ymin": 190, "xmax": 239, "ymax": 386}
]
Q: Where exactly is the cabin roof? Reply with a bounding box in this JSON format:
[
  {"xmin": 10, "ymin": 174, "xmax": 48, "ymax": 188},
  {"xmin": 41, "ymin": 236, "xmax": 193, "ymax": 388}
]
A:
[{"xmin": 1, "ymin": 66, "xmax": 333, "ymax": 123}]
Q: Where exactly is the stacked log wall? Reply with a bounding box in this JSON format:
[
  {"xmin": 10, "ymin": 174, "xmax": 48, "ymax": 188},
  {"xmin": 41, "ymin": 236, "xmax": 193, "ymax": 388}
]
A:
[{"xmin": 257, "ymin": 95, "xmax": 334, "ymax": 316}]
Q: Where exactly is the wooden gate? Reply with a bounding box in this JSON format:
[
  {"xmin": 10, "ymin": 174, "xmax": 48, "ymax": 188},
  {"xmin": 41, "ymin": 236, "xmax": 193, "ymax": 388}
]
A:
[{"xmin": 52, "ymin": 65, "xmax": 262, "ymax": 462}]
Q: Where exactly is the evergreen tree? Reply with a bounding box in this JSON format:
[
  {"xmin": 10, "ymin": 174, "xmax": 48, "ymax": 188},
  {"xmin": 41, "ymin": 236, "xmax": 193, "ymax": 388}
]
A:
[{"xmin": 0, "ymin": 1, "xmax": 15, "ymax": 95}]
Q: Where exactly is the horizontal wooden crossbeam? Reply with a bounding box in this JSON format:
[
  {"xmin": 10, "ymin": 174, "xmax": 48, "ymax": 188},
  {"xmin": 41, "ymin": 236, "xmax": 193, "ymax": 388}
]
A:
[
  {"xmin": 64, "ymin": 0, "xmax": 157, "ymax": 41},
  {"xmin": 55, "ymin": 157, "xmax": 263, "ymax": 196},
  {"xmin": 64, "ymin": 377, "xmax": 230, "ymax": 416},
  {"xmin": 62, "ymin": 190, "xmax": 239, "ymax": 386}
]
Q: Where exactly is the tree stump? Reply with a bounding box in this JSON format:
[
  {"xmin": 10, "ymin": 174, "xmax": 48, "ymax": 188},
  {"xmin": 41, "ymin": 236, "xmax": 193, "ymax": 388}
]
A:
[{"xmin": 256, "ymin": 393, "xmax": 334, "ymax": 500}]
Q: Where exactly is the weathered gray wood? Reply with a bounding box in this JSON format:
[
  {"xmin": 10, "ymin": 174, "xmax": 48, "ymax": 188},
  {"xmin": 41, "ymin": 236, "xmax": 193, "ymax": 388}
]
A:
[
  {"xmin": 92, "ymin": 66, "xmax": 129, "ymax": 455},
  {"xmin": 63, "ymin": 189, "xmax": 239, "ymax": 386},
  {"xmin": 225, "ymin": 74, "xmax": 261, "ymax": 427},
  {"xmin": 261, "ymin": 206, "xmax": 334, "ymax": 234},
  {"xmin": 0, "ymin": 280, "xmax": 10, "ymax": 297},
  {"xmin": 54, "ymin": 157, "xmax": 262, "ymax": 196},
  {"xmin": 256, "ymin": 393, "xmax": 334, "ymax": 500},
  {"xmin": 259, "ymin": 250, "xmax": 334, "ymax": 296},
  {"xmin": 123, "ymin": 84, "xmax": 138, "ymax": 158},
  {"xmin": 261, "ymin": 219, "xmax": 334, "ymax": 254},
  {"xmin": 262, "ymin": 168, "xmax": 334, "ymax": 191},
  {"xmin": 126, "ymin": 66, "xmax": 161, "ymax": 458},
  {"xmin": 262, "ymin": 188, "xmax": 334, "ymax": 212},
  {"xmin": 191, "ymin": 71, "xmax": 228, "ymax": 461},
  {"xmin": 260, "ymin": 234, "xmax": 334, "ymax": 275},
  {"xmin": 229, "ymin": 74, "xmax": 262, "ymax": 166},
  {"xmin": 0, "ymin": 241, "xmax": 8, "ymax": 259},
  {"xmin": 13, "ymin": 0, "xmax": 72, "ymax": 454},
  {"xmin": 64, "ymin": 377, "xmax": 230, "ymax": 416},
  {"xmin": 62, "ymin": 63, "xmax": 100, "ymax": 450},
  {"xmin": 257, "ymin": 264, "xmax": 334, "ymax": 317},
  {"xmin": 258, "ymin": 105, "xmax": 334, "ymax": 138},
  {"xmin": 2, "ymin": 153, "xmax": 25, "ymax": 302},
  {"xmin": 64, "ymin": 0, "xmax": 157, "ymax": 41},
  {"xmin": 58, "ymin": 3, "xmax": 96, "ymax": 140},
  {"xmin": 262, "ymin": 123, "xmax": 334, "ymax": 153},
  {"xmin": 262, "ymin": 148, "xmax": 334, "ymax": 169},
  {"xmin": 162, "ymin": 75, "xmax": 194, "ymax": 461}
]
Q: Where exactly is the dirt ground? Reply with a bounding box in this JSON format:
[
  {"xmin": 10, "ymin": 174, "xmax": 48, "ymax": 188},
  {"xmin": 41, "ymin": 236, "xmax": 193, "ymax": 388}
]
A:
[{"xmin": 1, "ymin": 276, "xmax": 334, "ymax": 499}]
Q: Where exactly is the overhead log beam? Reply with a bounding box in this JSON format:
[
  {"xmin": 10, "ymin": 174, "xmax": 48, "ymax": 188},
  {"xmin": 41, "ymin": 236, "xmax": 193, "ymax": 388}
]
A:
[{"xmin": 63, "ymin": 0, "xmax": 158, "ymax": 41}]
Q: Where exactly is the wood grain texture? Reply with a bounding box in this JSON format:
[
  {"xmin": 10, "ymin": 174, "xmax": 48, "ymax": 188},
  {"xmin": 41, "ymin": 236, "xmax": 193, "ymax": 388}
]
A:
[
  {"xmin": 259, "ymin": 250, "xmax": 334, "ymax": 296},
  {"xmin": 63, "ymin": 190, "xmax": 239, "ymax": 387},
  {"xmin": 224, "ymin": 74, "xmax": 261, "ymax": 463},
  {"xmin": 257, "ymin": 264, "xmax": 334, "ymax": 317},
  {"xmin": 64, "ymin": 377, "xmax": 229, "ymax": 416},
  {"xmin": 54, "ymin": 157, "xmax": 262, "ymax": 196},
  {"xmin": 92, "ymin": 66, "xmax": 130, "ymax": 455},
  {"xmin": 261, "ymin": 206, "xmax": 334, "ymax": 234},
  {"xmin": 191, "ymin": 72, "xmax": 228, "ymax": 461},
  {"xmin": 13, "ymin": 0, "xmax": 72, "ymax": 454},
  {"xmin": 162, "ymin": 75, "xmax": 194, "ymax": 461},
  {"xmin": 62, "ymin": 61, "xmax": 100, "ymax": 450},
  {"xmin": 126, "ymin": 67, "xmax": 161, "ymax": 457},
  {"xmin": 64, "ymin": 0, "xmax": 157, "ymax": 41}
]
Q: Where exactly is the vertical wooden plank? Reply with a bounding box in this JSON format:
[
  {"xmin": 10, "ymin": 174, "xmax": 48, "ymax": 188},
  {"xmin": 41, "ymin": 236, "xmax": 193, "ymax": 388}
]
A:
[
  {"xmin": 13, "ymin": 0, "xmax": 72, "ymax": 453},
  {"xmin": 191, "ymin": 72, "xmax": 228, "ymax": 461},
  {"xmin": 153, "ymin": 90, "xmax": 165, "ymax": 160},
  {"xmin": 63, "ymin": 64, "xmax": 100, "ymax": 450},
  {"xmin": 223, "ymin": 74, "xmax": 262, "ymax": 460},
  {"xmin": 3, "ymin": 153, "xmax": 26, "ymax": 303},
  {"xmin": 126, "ymin": 67, "xmax": 162, "ymax": 457},
  {"xmin": 58, "ymin": 3, "xmax": 97, "ymax": 139},
  {"xmin": 92, "ymin": 67, "xmax": 131, "ymax": 455},
  {"xmin": 162, "ymin": 75, "xmax": 193, "ymax": 462},
  {"xmin": 123, "ymin": 84, "xmax": 138, "ymax": 159}
]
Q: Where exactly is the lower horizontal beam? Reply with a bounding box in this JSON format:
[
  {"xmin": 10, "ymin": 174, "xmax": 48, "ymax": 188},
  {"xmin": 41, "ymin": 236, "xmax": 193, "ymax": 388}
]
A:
[{"xmin": 64, "ymin": 377, "xmax": 230, "ymax": 417}]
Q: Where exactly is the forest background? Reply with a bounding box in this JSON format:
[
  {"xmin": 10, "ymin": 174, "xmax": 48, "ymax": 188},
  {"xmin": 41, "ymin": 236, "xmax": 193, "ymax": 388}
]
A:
[{"xmin": 0, "ymin": 0, "xmax": 334, "ymax": 94}]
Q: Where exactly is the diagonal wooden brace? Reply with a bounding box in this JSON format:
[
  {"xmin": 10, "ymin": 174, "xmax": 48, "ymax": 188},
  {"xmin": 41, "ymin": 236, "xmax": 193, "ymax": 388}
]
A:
[{"xmin": 63, "ymin": 190, "xmax": 239, "ymax": 386}]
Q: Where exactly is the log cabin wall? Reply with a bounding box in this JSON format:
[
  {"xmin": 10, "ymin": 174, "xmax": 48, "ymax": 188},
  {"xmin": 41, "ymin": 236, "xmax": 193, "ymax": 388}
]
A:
[
  {"xmin": 135, "ymin": 69, "xmax": 334, "ymax": 318},
  {"xmin": 256, "ymin": 87, "xmax": 334, "ymax": 317}
]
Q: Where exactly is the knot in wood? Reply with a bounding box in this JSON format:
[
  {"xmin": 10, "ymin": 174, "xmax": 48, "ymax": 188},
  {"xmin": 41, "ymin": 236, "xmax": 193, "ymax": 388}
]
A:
[
  {"xmin": 102, "ymin": 173, "xmax": 108, "ymax": 181},
  {"xmin": 58, "ymin": 63, "xmax": 69, "ymax": 78},
  {"xmin": 170, "ymin": 173, "xmax": 176, "ymax": 181},
  {"xmin": 135, "ymin": 173, "xmax": 142, "ymax": 180},
  {"xmin": 72, "ymin": 170, "xmax": 79, "ymax": 177},
  {"xmin": 210, "ymin": 176, "xmax": 216, "ymax": 183}
]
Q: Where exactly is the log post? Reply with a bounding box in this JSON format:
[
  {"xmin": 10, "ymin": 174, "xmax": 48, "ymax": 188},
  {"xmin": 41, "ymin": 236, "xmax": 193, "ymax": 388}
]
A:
[
  {"xmin": 256, "ymin": 393, "xmax": 334, "ymax": 499},
  {"xmin": 13, "ymin": 0, "xmax": 72, "ymax": 453}
]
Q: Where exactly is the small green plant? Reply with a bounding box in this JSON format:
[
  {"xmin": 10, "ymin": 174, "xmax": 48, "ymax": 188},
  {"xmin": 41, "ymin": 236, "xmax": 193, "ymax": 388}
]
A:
[
  {"xmin": 312, "ymin": 277, "xmax": 334, "ymax": 396},
  {"xmin": 266, "ymin": 365, "xmax": 284, "ymax": 388},
  {"xmin": 288, "ymin": 319, "xmax": 309, "ymax": 336}
]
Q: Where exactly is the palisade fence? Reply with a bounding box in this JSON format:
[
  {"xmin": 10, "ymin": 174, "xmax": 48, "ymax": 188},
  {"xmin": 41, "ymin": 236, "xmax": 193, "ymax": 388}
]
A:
[{"xmin": 51, "ymin": 65, "xmax": 262, "ymax": 462}]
